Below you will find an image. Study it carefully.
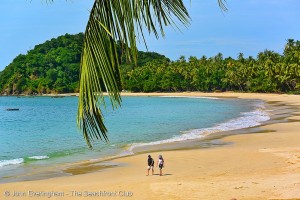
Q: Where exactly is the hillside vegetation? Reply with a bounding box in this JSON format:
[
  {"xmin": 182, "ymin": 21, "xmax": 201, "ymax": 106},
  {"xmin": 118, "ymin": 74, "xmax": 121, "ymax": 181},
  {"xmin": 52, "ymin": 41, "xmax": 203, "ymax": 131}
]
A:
[
  {"xmin": 0, "ymin": 33, "xmax": 299, "ymax": 95},
  {"xmin": 0, "ymin": 33, "xmax": 168, "ymax": 95}
]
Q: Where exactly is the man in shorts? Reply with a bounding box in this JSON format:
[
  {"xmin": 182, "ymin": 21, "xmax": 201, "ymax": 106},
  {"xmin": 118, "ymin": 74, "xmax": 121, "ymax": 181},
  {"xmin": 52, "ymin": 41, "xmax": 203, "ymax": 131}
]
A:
[{"xmin": 147, "ymin": 155, "xmax": 154, "ymax": 176}]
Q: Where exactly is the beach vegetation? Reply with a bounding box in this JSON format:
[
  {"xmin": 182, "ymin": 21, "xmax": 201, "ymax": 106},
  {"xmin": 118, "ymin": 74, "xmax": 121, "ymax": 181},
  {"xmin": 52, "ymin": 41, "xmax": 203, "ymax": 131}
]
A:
[{"xmin": 123, "ymin": 41, "xmax": 300, "ymax": 93}]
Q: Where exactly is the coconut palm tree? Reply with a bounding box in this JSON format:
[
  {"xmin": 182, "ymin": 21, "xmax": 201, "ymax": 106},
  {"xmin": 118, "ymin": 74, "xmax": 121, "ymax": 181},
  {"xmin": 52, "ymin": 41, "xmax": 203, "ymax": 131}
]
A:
[{"xmin": 54, "ymin": 0, "xmax": 227, "ymax": 148}]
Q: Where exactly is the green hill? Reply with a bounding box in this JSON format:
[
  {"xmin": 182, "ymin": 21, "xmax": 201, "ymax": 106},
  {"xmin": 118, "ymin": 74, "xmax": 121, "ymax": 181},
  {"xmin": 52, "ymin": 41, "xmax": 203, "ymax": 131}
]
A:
[
  {"xmin": 0, "ymin": 33, "xmax": 169, "ymax": 95},
  {"xmin": 1, "ymin": 33, "xmax": 299, "ymax": 95}
]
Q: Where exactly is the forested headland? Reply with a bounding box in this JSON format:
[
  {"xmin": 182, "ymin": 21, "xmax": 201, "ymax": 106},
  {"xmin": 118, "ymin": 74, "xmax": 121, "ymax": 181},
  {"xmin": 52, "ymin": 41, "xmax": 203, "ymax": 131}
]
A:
[
  {"xmin": 0, "ymin": 33, "xmax": 168, "ymax": 95},
  {"xmin": 0, "ymin": 33, "xmax": 299, "ymax": 95}
]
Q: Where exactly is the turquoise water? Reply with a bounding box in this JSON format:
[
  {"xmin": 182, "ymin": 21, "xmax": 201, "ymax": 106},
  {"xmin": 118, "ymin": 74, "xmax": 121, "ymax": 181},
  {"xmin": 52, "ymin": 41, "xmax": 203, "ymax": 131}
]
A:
[{"xmin": 0, "ymin": 96, "xmax": 269, "ymax": 182}]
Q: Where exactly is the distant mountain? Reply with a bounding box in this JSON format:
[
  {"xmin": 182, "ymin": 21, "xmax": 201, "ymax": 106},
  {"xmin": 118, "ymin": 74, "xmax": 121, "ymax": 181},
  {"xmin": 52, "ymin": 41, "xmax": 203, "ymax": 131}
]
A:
[{"xmin": 0, "ymin": 33, "xmax": 169, "ymax": 95}]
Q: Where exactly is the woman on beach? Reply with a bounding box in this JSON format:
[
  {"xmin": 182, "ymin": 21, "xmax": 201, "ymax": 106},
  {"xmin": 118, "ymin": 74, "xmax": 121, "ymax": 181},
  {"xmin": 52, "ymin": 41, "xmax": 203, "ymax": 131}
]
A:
[
  {"xmin": 157, "ymin": 155, "xmax": 165, "ymax": 176},
  {"xmin": 147, "ymin": 155, "xmax": 154, "ymax": 176}
]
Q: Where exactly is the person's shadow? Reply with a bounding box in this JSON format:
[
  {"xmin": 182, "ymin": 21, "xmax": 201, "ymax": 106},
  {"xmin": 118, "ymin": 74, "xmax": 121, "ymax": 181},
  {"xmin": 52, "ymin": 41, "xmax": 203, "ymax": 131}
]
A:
[{"xmin": 153, "ymin": 173, "xmax": 172, "ymax": 176}]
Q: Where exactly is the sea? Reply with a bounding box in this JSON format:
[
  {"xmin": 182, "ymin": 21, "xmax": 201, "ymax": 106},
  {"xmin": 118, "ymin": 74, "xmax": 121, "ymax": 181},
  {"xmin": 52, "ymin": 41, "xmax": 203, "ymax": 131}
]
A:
[{"xmin": 0, "ymin": 95, "xmax": 270, "ymax": 183}]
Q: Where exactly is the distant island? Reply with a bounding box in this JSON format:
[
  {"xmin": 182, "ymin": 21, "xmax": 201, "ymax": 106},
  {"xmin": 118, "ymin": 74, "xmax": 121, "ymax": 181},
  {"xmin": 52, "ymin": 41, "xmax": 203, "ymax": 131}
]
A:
[{"xmin": 0, "ymin": 33, "xmax": 299, "ymax": 95}]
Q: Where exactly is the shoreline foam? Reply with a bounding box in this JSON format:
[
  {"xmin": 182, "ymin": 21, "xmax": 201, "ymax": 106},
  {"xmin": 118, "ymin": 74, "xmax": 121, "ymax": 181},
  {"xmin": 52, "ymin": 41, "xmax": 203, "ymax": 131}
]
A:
[{"xmin": 124, "ymin": 100, "xmax": 270, "ymax": 156}]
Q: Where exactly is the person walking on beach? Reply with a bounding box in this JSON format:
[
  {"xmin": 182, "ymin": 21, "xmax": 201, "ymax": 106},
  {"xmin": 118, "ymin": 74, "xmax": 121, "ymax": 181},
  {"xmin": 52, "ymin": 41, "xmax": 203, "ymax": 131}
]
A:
[
  {"xmin": 157, "ymin": 155, "xmax": 165, "ymax": 176},
  {"xmin": 147, "ymin": 155, "xmax": 154, "ymax": 176}
]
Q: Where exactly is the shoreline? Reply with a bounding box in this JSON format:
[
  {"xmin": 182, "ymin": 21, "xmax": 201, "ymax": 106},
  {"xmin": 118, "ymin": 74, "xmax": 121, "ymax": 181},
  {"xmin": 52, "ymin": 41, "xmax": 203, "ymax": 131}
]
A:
[
  {"xmin": 1, "ymin": 91, "xmax": 297, "ymax": 98},
  {"xmin": 1, "ymin": 92, "xmax": 300, "ymax": 199},
  {"xmin": 1, "ymin": 93, "xmax": 268, "ymax": 183}
]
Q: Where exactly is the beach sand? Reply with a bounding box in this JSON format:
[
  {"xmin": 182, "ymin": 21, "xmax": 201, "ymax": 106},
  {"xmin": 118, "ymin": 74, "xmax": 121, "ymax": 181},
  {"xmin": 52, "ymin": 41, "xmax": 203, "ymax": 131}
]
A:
[{"xmin": 1, "ymin": 92, "xmax": 300, "ymax": 200}]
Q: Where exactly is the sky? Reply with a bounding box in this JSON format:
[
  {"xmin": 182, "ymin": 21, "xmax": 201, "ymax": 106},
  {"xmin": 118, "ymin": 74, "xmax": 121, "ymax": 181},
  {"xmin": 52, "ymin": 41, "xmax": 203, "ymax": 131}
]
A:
[{"xmin": 0, "ymin": 0, "xmax": 300, "ymax": 71}]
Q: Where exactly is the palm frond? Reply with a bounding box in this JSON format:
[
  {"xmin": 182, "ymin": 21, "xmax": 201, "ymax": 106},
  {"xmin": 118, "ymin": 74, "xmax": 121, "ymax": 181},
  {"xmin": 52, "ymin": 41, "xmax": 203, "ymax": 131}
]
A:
[
  {"xmin": 218, "ymin": 0, "xmax": 228, "ymax": 12},
  {"xmin": 77, "ymin": 0, "xmax": 191, "ymax": 148}
]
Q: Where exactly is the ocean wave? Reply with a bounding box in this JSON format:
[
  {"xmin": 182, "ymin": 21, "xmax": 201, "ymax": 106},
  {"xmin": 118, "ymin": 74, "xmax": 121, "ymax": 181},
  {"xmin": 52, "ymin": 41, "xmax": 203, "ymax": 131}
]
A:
[
  {"xmin": 24, "ymin": 155, "xmax": 49, "ymax": 163},
  {"xmin": 0, "ymin": 155, "xmax": 49, "ymax": 168},
  {"xmin": 0, "ymin": 158, "xmax": 24, "ymax": 167},
  {"xmin": 125, "ymin": 101, "xmax": 270, "ymax": 154},
  {"xmin": 27, "ymin": 155, "xmax": 49, "ymax": 160}
]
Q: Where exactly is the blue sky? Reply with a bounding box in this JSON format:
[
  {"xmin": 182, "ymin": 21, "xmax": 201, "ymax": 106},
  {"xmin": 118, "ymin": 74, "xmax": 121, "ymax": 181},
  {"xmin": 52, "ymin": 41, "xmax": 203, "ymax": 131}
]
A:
[{"xmin": 0, "ymin": 0, "xmax": 300, "ymax": 71}]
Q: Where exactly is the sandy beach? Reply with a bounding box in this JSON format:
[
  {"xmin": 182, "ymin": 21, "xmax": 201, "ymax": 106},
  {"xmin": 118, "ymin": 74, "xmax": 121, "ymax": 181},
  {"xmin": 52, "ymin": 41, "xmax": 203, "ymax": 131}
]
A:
[{"xmin": 1, "ymin": 92, "xmax": 300, "ymax": 200}]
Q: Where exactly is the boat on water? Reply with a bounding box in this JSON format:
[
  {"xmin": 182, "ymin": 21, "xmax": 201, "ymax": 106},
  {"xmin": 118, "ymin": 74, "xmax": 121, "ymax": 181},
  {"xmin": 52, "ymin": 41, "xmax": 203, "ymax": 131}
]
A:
[
  {"xmin": 6, "ymin": 108, "xmax": 20, "ymax": 111},
  {"xmin": 51, "ymin": 96, "xmax": 65, "ymax": 98}
]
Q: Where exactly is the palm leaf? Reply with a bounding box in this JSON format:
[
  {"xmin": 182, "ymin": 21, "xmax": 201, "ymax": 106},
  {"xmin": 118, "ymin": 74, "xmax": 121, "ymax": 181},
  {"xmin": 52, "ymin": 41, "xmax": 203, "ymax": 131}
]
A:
[
  {"xmin": 218, "ymin": 0, "xmax": 228, "ymax": 11},
  {"xmin": 77, "ymin": 0, "xmax": 226, "ymax": 148}
]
